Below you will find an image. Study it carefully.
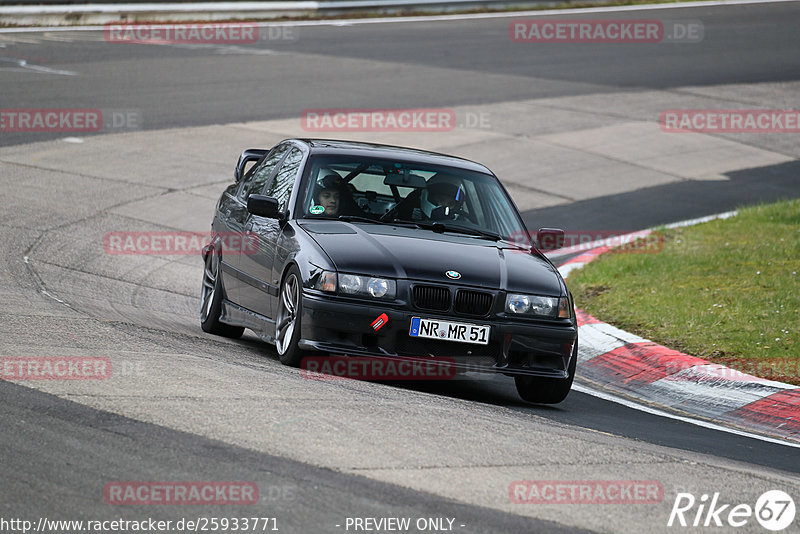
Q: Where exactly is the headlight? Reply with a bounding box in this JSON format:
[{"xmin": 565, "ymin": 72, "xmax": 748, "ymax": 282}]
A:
[
  {"xmin": 367, "ymin": 277, "xmax": 391, "ymax": 298},
  {"xmin": 505, "ymin": 294, "xmax": 570, "ymax": 318},
  {"xmin": 338, "ymin": 274, "xmax": 363, "ymax": 294},
  {"xmin": 332, "ymin": 273, "xmax": 396, "ymax": 300}
]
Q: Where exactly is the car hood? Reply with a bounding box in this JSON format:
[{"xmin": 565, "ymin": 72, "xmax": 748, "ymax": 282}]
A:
[{"xmin": 299, "ymin": 221, "xmax": 564, "ymax": 295}]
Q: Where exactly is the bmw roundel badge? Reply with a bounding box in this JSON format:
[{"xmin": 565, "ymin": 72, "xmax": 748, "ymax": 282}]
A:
[{"xmin": 445, "ymin": 270, "xmax": 461, "ymax": 280}]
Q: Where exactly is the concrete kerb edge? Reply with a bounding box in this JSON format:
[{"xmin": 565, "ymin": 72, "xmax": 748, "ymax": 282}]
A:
[{"xmin": 552, "ymin": 211, "xmax": 800, "ymax": 445}]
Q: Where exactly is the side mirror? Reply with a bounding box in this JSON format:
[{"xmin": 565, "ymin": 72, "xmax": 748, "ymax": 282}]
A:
[
  {"xmin": 247, "ymin": 194, "xmax": 285, "ymax": 220},
  {"xmin": 234, "ymin": 148, "xmax": 267, "ymax": 183},
  {"xmin": 536, "ymin": 228, "xmax": 565, "ymax": 251}
]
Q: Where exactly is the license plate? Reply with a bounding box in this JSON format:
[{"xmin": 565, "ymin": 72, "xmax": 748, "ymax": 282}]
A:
[{"xmin": 409, "ymin": 317, "xmax": 490, "ymax": 345}]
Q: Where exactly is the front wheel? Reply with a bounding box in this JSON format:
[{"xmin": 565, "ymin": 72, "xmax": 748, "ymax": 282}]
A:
[
  {"xmin": 514, "ymin": 341, "xmax": 577, "ymax": 404},
  {"xmin": 275, "ymin": 265, "xmax": 307, "ymax": 367},
  {"xmin": 200, "ymin": 250, "xmax": 244, "ymax": 339}
]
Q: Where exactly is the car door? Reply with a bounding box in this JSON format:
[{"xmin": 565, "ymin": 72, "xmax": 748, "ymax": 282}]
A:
[
  {"xmin": 213, "ymin": 181, "xmax": 243, "ymax": 303},
  {"xmin": 225, "ymin": 143, "xmax": 291, "ymax": 306},
  {"xmin": 237, "ymin": 146, "xmax": 305, "ymax": 319}
]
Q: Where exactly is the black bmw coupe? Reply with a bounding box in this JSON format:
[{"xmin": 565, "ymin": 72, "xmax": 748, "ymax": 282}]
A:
[{"xmin": 201, "ymin": 139, "xmax": 577, "ymax": 403}]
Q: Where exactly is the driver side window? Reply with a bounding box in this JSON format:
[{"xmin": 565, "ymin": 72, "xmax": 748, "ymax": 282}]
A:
[
  {"xmin": 265, "ymin": 147, "xmax": 304, "ymax": 212},
  {"xmin": 237, "ymin": 144, "xmax": 290, "ymax": 203}
]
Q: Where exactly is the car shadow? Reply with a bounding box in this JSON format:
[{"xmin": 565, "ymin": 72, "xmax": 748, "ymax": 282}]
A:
[{"xmin": 236, "ymin": 331, "xmax": 567, "ymax": 411}]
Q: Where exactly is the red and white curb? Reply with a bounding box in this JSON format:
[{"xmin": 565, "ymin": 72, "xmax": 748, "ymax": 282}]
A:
[{"xmin": 550, "ymin": 214, "xmax": 800, "ymax": 445}]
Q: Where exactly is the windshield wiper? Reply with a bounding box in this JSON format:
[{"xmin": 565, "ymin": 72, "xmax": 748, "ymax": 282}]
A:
[
  {"xmin": 337, "ymin": 215, "xmax": 382, "ymax": 224},
  {"xmin": 411, "ymin": 221, "xmax": 503, "ymax": 241},
  {"xmin": 338, "ymin": 215, "xmax": 416, "ymax": 227},
  {"xmin": 383, "ymin": 218, "xmax": 504, "ymax": 240}
]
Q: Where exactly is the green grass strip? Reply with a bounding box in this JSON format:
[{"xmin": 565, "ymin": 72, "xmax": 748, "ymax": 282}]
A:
[{"xmin": 569, "ymin": 198, "xmax": 800, "ymax": 385}]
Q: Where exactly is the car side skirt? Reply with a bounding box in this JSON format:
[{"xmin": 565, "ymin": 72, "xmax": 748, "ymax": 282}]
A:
[{"xmin": 220, "ymin": 299, "xmax": 276, "ymax": 344}]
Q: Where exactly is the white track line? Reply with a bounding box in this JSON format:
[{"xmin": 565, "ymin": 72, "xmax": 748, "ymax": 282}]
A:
[
  {"xmin": 573, "ymin": 383, "xmax": 800, "ymax": 449},
  {"xmin": 1, "ymin": 0, "xmax": 798, "ymax": 33}
]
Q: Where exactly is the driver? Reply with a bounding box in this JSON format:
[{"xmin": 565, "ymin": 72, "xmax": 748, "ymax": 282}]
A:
[
  {"xmin": 312, "ymin": 172, "xmax": 346, "ymax": 216},
  {"xmin": 419, "ymin": 181, "xmax": 465, "ymax": 221}
]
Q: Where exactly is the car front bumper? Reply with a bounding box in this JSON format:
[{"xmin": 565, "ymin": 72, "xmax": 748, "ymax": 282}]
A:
[{"xmin": 298, "ymin": 292, "xmax": 577, "ymax": 379}]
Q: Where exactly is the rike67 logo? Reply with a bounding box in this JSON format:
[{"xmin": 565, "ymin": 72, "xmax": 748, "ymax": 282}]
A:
[{"xmin": 668, "ymin": 490, "xmax": 795, "ymax": 531}]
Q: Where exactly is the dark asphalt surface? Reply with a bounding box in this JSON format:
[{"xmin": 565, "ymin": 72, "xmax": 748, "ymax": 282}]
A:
[
  {"xmin": 0, "ymin": 379, "xmax": 588, "ymax": 534},
  {"xmin": 398, "ymin": 375, "xmax": 800, "ymax": 474},
  {"xmin": 2, "ymin": 4, "xmax": 800, "ymax": 533},
  {"xmin": 1, "ymin": 2, "xmax": 800, "ymax": 147},
  {"xmin": 521, "ymin": 159, "xmax": 800, "ymax": 231}
]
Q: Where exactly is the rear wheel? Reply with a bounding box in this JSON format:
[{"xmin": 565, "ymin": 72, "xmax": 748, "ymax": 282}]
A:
[
  {"xmin": 275, "ymin": 265, "xmax": 307, "ymax": 367},
  {"xmin": 200, "ymin": 250, "xmax": 244, "ymax": 339},
  {"xmin": 514, "ymin": 341, "xmax": 577, "ymax": 404}
]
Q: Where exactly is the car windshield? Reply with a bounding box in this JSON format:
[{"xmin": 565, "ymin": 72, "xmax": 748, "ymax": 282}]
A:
[{"xmin": 301, "ymin": 155, "xmax": 531, "ymax": 244}]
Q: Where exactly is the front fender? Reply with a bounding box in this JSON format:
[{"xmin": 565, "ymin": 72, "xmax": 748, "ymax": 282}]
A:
[{"xmin": 276, "ymin": 221, "xmax": 335, "ymax": 290}]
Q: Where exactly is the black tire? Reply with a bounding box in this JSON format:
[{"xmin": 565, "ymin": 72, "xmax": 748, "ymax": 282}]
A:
[
  {"xmin": 275, "ymin": 265, "xmax": 308, "ymax": 367},
  {"xmin": 514, "ymin": 341, "xmax": 577, "ymax": 404},
  {"xmin": 200, "ymin": 250, "xmax": 244, "ymax": 339}
]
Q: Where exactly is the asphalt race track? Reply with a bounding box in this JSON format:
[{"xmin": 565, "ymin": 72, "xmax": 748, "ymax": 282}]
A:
[{"xmin": 1, "ymin": 2, "xmax": 799, "ymax": 533}]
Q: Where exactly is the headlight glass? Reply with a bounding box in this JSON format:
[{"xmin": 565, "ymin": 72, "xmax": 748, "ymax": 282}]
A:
[
  {"xmin": 338, "ymin": 274, "xmax": 363, "ymax": 294},
  {"xmin": 505, "ymin": 294, "xmax": 570, "ymax": 318},
  {"xmin": 338, "ymin": 273, "xmax": 395, "ymax": 300},
  {"xmin": 367, "ymin": 277, "xmax": 391, "ymax": 298},
  {"xmin": 507, "ymin": 294, "xmax": 532, "ymax": 314}
]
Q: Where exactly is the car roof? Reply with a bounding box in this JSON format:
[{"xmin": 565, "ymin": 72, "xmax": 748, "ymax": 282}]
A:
[{"xmin": 291, "ymin": 138, "xmax": 494, "ymax": 175}]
